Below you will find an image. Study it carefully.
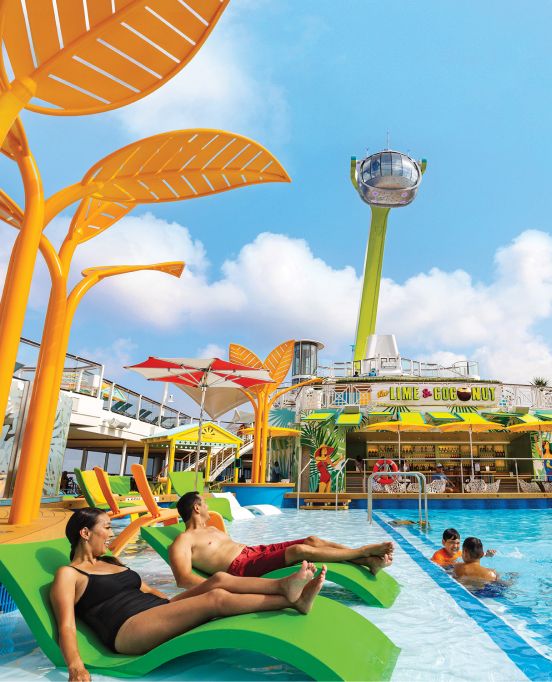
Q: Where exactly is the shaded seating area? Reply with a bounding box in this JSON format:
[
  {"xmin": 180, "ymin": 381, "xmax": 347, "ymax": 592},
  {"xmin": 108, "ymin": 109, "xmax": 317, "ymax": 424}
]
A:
[
  {"xmin": 0, "ymin": 537, "xmax": 400, "ymax": 681},
  {"xmin": 142, "ymin": 422, "xmax": 243, "ymax": 494}
]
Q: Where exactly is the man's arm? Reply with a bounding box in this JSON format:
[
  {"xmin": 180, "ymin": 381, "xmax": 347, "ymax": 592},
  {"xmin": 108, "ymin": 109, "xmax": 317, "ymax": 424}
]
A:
[{"xmin": 169, "ymin": 535, "xmax": 206, "ymax": 588}]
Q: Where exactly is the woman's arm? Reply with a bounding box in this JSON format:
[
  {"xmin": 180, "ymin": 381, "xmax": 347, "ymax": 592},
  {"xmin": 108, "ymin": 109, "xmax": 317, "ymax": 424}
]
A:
[
  {"xmin": 50, "ymin": 567, "xmax": 90, "ymax": 682},
  {"xmin": 139, "ymin": 578, "xmax": 169, "ymax": 600}
]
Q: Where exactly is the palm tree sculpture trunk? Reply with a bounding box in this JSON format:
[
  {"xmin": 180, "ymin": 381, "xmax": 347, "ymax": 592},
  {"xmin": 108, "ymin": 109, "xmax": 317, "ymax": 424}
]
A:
[{"xmin": 231, "ymin": 341, "xmax": 321, "ymax": 483}]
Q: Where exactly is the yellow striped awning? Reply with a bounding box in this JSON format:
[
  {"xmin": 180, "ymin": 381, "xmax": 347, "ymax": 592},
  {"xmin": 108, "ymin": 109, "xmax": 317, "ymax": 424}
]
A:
[
  {"xmin": 336, "ymin": 412, "xmax": 363, "ymax": 426},
  {"xmin": 425, "ymin": 411, "xmax": 462, "ymax": 423},
  {"xmin": 303, "ymin": 412, "xmax": 334, "ymax": 422},
  {"xmin": 398, "ymin": 412, "xmax": 427, "ymax": 426}
]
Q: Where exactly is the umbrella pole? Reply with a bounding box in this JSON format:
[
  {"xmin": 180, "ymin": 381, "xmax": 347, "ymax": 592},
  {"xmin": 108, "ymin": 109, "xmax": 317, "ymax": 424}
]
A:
[
  {"xmin": 195, "ymin": 386, "xmax": 206, "ymax": 490},
  {"xmin": 397, "ymin": 428, "xmax": 401, "ymax": 471},
  {"xmin": 469, "ymin": 427, "xmax": 474, "ymax": 478},
  {"xmin": 539, "ymin": 430, "xmax": 544, "ymax": 479}
]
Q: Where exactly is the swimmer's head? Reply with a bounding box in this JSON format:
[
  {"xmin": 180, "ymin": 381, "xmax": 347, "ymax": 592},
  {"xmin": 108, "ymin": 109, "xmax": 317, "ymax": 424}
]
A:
[
  {"xmin": 177, "ymin": 491, "xmax": 208, "ymax": 524},
  {"xmin": 462, "ymin": 536, "xmax": 484, "ymax": 562},
  {"xmin": 442, "ymin": 527, "xmax": 460, "ymax": 555}
]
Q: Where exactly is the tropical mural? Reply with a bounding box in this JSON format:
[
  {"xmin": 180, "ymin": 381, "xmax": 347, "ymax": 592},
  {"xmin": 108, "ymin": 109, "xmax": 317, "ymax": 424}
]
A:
[
  {"xmin": 300, "ymin": 418, "xmax": 346, "ymax": 493},
  {"xmin": 530, "ymin": 432, "xmax": 552, "ymax": 481}
]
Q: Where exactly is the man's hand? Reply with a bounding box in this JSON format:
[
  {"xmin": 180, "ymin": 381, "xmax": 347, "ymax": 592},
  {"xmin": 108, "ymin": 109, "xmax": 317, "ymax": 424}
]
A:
[
  {"xmin": 485, "ymin": 549, "xmax": 497, "ymax": 557},
  {"xmin": 68, "ymin": 663, "xmax": 90, "ymax": 681}
]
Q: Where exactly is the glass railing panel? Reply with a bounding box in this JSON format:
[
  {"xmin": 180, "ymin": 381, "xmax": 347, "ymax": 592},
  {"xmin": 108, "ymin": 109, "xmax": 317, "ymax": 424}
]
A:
[{"xmin": 138, "ymin": 395, "xmax": 162, "ymax": 424}]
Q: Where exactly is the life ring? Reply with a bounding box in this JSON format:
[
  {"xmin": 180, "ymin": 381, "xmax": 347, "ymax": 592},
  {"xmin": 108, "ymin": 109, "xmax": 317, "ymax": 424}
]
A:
[{"xmin": 373, "ymin": 459, "xmax": 398, "ymax": 485}]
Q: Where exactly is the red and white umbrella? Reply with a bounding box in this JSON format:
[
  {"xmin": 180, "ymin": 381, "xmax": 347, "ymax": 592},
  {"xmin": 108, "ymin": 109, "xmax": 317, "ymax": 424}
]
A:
[{"xmin": 127, "ymin": 357, "xmax": 274, "ymax": 485}]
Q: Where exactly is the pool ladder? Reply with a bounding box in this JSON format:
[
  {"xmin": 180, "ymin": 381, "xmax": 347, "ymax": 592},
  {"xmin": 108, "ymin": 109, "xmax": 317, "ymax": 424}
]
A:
[{"xmin": 367, "ymin": 471, "xmax": 428, "ymax": 526}]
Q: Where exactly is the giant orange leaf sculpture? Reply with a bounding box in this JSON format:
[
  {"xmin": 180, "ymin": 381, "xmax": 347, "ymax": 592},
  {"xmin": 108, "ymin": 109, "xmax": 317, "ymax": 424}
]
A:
[
  {"xmin": 68, "ymin": 197, "xmax": 134, "ymax": 245},
  {"xmin": 264, "ymin": 340, "xmax": 294, "ymax": 386},
  {"xmin": 0, "ymin": 0, "xmax": 229, "ymax": 116},
  {"xmin": 229, "ymin": 340, "xmax": 297, "ymax": 483},
  {"xmin": 45, "ymin": 129, "xmax": 291, "ymax": 220},
  {"xmin": 229, "ymin": 344, "xmax": 264, "ymax": 370}
]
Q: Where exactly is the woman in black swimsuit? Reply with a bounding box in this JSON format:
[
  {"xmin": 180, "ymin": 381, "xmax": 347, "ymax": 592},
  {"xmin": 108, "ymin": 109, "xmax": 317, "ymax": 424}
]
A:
[{"xmin": 51, "ymin": 508, "xmax": 326, "ymax": 681}]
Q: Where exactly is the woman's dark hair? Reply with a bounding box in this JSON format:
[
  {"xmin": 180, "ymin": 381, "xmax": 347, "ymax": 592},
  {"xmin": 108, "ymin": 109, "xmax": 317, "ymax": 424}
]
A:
[
  {"xmin": 176, "ymin": 492, "xmax": 202, "ymax": 523},
  {"xmin": 442, "ymin": 528, "xmax": 460, "ymax": 542},
  {"xmin": 65, "ymin": 507, "xmax": 123, "ymax": 565}
]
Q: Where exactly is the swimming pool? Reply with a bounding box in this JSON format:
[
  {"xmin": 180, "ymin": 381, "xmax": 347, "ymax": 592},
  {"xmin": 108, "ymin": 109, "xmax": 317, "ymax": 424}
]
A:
[
  {"xmin": 380, "ymin": 509, "xmax": 552, "ymax": 659},
  {"xmin": 0, "ymin": 509, "xmax": 551, "ymax": 681}
]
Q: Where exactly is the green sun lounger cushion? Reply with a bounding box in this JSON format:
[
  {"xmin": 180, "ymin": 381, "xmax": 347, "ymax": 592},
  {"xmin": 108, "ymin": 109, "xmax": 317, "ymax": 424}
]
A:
[
  {"xmin": 169, "ymin": 471, "xmax": 205, "ymax": 495},
  {"xmin": 0, "ymin": 538, "xmax": 399, "ymax": 681},
  {"xmin": 141, "ymin": 523, "xmax": 400, "ymax": 608},
  {"xmin": 107, "ymin": 475, "xmax": 131, "ymax": 496},
  {"xmin": 168, "ymin": 472, "xmax": 233, "ymax": 520}
]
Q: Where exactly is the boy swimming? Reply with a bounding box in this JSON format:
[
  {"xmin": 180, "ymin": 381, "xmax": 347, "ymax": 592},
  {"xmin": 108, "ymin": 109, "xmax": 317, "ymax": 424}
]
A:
[
  {"xmin": 453, "ymin": 537, "xmax": 498, "ymax": 584},
  {"xmin": 431, "ymin": 528, "xmax": 496, "ymax": 567}
]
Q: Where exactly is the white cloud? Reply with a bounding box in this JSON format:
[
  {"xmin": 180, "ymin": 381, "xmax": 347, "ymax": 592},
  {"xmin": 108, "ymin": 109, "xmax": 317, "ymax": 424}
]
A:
[
  {"xmin": 3, "ymin": 211, "xmax": 552, "ymax": 386},
  {"xmin": 197, "ymin": 343, "xmax": 227, "ymax": 359},
  {"xmin": 110, "ymin": 16, "xmax": 289, "ymax": 144},
  {"xmin": 77, "ymin": 337, "xmax": 138, "ymax": 381}
]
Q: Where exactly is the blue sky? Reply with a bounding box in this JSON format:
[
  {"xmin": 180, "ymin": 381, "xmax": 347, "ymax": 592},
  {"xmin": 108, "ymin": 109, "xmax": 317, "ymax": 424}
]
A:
[{"xmin": 2, "ymin": 0, "xmax": 552, "ymax": 410}]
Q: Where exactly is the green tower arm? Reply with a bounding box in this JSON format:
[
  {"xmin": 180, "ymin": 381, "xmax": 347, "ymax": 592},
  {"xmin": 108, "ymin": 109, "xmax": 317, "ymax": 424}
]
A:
[
  {"xmin": 352, "ymin": 156, "xmax": 427, "ymax": 362},
  {"xmin": 353, "ymin": 206, "xmax": 390, "ymax": 361}
]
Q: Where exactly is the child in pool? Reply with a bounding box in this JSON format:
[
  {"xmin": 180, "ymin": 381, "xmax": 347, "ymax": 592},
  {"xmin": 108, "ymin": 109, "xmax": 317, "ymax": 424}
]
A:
[
  {"xmin": 453, "ymin": 537, "xmax": 498, "ymax": 584},
  {"xmin": 431, "ymin": 528, "xmax": 496, "ymax": 567}
]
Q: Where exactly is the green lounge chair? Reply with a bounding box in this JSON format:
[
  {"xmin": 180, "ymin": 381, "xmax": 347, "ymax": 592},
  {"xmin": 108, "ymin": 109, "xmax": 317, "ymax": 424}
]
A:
[
  {"xmin": 107, "ymin": 475, "xmax": 132, "ymax": 496},
  {"xmin": 141, "ymin": 523, "xmax": 400, "ymax": 608},
  {"xmin": 0, "ymin": 538, "xmax": 400, "ymax": 681},
  {"xmin": 169, "ymin": 471, "xmax": 233, "ymax": 520}
]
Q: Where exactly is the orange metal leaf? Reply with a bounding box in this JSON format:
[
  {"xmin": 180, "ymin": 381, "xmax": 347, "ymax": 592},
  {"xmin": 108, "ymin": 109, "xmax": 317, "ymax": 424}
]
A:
[
  {"xmin": 264, "ymin": 340, "xmax": 294, "ymax": 387},
  {"xmin": 229, "ymin": 344, "xmax": 264, "ymax": 370},
  {"xmin": 81, "ymin": 129, "xmax": 291, "ymax": 204},
  {"xmin": 69, "ymin": 197, "xmax": 134, "ymax": 244},
  {"xmin": 44, "ymin": 129, "xmax": 291, "ymax": 230},
  {"xmin": 1, "ymin": 0, "xmax": 229, "ymax": 115}
]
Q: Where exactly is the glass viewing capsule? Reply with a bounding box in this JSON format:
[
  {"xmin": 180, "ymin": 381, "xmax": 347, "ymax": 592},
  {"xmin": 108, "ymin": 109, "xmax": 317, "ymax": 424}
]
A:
[{"xmin": 356, "ymin": 150, "xmax": 422, "ymax": 207}]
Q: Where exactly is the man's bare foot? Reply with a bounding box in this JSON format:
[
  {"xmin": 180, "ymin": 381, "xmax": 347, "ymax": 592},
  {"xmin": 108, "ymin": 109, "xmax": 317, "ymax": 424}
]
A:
[
  {"xmin": 361, "ymin": 541, "xmax": 394, "ymax": 558},
  {"xmin": 363, "ymin": 553, "xmax": 393, "ymax": 576},
  {"xmin": 280, "ymin": 561, "xmax": 316, "ymax": 603},
  {"xmin": 294, "ymin": 565, "xmax": 327, "ymax": 614}
]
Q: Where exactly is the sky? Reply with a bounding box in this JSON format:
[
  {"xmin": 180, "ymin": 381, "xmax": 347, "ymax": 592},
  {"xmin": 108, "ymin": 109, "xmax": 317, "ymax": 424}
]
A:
[{"xmin": 2, "ymin": 0, "xmax": 552, "ymax": 414}]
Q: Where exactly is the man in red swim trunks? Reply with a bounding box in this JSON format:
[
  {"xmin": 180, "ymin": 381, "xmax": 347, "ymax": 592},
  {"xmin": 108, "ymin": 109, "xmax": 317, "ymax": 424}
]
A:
[{"xmin": 169, "ymin": 492, "xmax": 393, "ymax": 588}]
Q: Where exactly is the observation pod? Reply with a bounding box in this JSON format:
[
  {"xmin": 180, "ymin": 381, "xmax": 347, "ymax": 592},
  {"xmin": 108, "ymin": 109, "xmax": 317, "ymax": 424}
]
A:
[{"xmin": 354, "ymin": 151, "xmax": 422, "ymax": 208}]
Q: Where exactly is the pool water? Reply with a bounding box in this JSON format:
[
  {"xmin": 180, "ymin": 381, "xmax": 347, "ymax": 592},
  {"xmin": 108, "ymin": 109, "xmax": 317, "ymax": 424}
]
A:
[
  {"xmin": 1, "ymin": 509, "xmax": 551, "ymax": 681},
  {"xmin": 381, "ymin": 508, "xmax": 552, "ymax": 659}
]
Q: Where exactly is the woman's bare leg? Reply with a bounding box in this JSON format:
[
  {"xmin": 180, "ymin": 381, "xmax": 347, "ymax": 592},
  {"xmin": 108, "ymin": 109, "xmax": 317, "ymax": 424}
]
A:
[
  {"xmin": 171, "ymin": 561, "xmax": 316, "ymax": 604},
  {"xmin": 115, "ymin": 570, "xmax": 326, "ymax": 656}
]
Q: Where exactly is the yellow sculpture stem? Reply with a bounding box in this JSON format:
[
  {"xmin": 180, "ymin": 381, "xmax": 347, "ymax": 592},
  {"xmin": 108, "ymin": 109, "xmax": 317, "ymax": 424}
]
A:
[
  {"xmin": 44, "ymin": 182, "xmax": 101, "ymax": 227},
  {"xmin": 11, "ymin": 267, "xmax": 105, "ymax": 523},
  {"xmin": 0, "ymin": 149, "xmax": 44, "ymax": 432},
  {"xmin": 0, "ymin": 79, "xmax": 36, "ymax": 146},
  {"xmin": 260, "ymin": 378, "xmax": 322, "ymax": 484},
  {"xmin": 9, "ymin": 278, "xmax": 66, "ymax": 524},
  {"xmin": 253, "ymin": 397, "xmax": 264, "ymax": 484}
]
